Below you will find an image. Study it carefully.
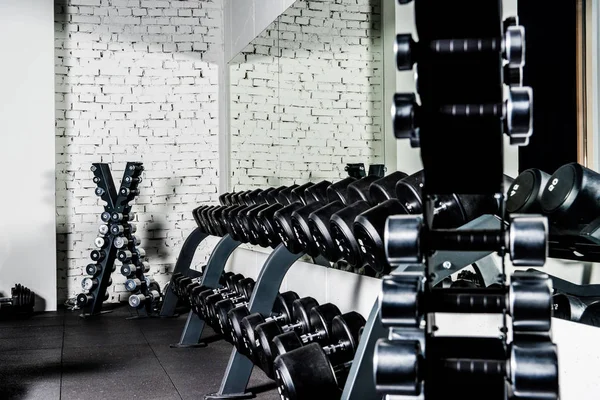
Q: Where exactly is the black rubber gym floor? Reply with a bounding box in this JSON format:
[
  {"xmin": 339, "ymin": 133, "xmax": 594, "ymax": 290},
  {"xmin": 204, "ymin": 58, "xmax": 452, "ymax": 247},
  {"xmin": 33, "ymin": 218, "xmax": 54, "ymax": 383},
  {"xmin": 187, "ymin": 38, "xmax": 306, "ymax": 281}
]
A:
[{"xmin": 0, "ymin": 305, "xmax": 279, "ymax": 400}]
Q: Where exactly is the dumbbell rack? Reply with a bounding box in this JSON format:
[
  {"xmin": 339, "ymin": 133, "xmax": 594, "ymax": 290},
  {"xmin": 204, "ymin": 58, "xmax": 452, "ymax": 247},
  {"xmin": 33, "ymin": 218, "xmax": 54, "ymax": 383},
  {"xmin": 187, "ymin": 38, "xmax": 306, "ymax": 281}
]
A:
[
  {"xmin": 159, "ymin": 227, "xmax": 208, "ymax": 317},
  {"xmin": 77, "ymin": 162, "xmax": 150, "ymax": 318},
  {"xmin": 203, "ymin": 214, "xmax": 503, "ymax": 400}
]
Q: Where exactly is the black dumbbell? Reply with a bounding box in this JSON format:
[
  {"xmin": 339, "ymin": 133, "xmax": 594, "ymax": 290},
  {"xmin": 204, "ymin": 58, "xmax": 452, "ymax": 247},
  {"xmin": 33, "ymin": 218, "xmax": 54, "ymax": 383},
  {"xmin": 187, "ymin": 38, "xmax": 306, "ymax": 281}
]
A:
[
  {"xmin": 505, "ymin": 168, "xmax": 551, "ymax": 214},
  {"xmin": 277, "ymin": 184, "xmax": 300, "ymax": 205},
  {"xmin": 76, "ymin": 291, "xmax": 109, "ymax": 308},
  {"xmin": 252, "ymin": 297, "xmax": 320, "ymax": 374},
  {"xmin": 229, "ymin": 292, "xmax": 300, "ymax": 357},
  {"xmin": 256, "ymin": 203, "xmax": 285, "ymax": 248},
  {"xmin": 274, "ymin": 202, "xmax": 307, "ymax": 254},
  {"xmin": 345, "ymin": 163, "xmax": 366, "ymax": 179},
  {"xmin": 193, "ymin": 273, "xmax": 245, "ymax": 317},
  {"xmin": 255, "ymin": 300, "xmax": 339, "ymax": 377},
  {"xmin": 270, "ymin": 303, "xmax": 342, "ymax": 359},
  {"xmin": 129, "ymin": 288, "xmax": 160, "ymax": 309},
  {"xmin": 326, "ymin": 177, "xmax": 357, "ymax": 205},
  {"xmin": 110, "ymin": 222, "xmax": 136, "ymax": 236},
  {"xmin": 273, "ymin": 312, "xmax": 366, "ymax": 400},
  {"xmin": 81, "ymin": 276, "xmax": 112, "ymax": 291},
  {"xmin": 552, "ymin": 293, "xmax": 588, "ymax": 323},
  {"xmin": 85, "ymin": 263, "xmax": 102, "ymax": 277},
  {"xmin": 308, "ymin": 201, "xmax": 347, "ymax": 261},
  {"xmin": 369, "ymin": 171, "xmax": 409, "ymax": 204},
  {"xmin": 0, "ymin": 284, "xmax": 35, "ymax": 314},
  {"xmin": 540, "ymin": 162, "xmax": 600, "ymax": 227},
  {"xmin": 211, "ymin": 279, "xmax": 256, "ymax": 334},
  {"xmin": 289, "ymin": 183, "xmax": 316, "ymax": 205},
  {"xmin": 121, "ymin": 261, "xmax": 150, "ymax": 277},
  {"xmin": 330, "ymin": 200, "xmax": 372, "ymax": 268},
  {"xmin": 202, "ymin": 277, "xmax": 254, "ymax": 324},
  {"xmin": 579, "ymin": 301, "xmax": 600, "ymax": 327},
  {"xmin": 94, "ymin": 235, "xmax": 108, "ymax": 250}
]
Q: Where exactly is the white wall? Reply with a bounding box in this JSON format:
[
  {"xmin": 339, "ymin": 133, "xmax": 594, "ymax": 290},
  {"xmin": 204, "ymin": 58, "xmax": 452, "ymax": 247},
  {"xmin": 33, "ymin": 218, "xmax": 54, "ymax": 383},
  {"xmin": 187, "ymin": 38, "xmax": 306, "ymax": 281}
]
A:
[
  {"xmin": 224, "ymin": 0, "xmax": 296, "ymax": 63},
  {"xmin": 0, "ymin": 0, "xmax": 57, "ymax": 311}
]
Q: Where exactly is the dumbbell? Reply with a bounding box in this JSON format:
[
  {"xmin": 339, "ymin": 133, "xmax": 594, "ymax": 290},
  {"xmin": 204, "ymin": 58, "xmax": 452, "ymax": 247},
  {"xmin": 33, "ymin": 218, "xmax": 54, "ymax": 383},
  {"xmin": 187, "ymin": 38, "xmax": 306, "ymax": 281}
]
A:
[
  {"xmin": 85, "ymin": 263, "xmax": 103, "ymax": 277},
  {"xmin": 228, "ymin": 291, "xmax": 300, "ymax": 357},
  {"xmin": 129, "ymin": 288, "xmax": 160, "ymax": 308},
  {"xmin": 202, "ymin": 277, "xmax": 254, "ymax": 324},
  {"xmin": 76, "ymin": 291, "xmax": 109, "ymax": 308},
  {"xmin": 0, "ymin": 284, "xmax": 35, "ymax": 314},
  {"xmin": 117, "ymin": 247, "xmax": 146, "ymax": 263},
  {"xmin": 506, "ymin": 168, "xmax": 551, "ymax": 214},
  {"xmin": 552, "ymin": 293, "xmax": 588, "ymax": 323},
  {"xmin": 120, "ymin": 261, "xmax": 150, "ymax": 277},
  {"xmin": 110, "ymin": 222, "xmax": 137, "ymax": 236},
  {"xmin": 114, "ymin": 235, "xmax": 141, "ymax": 249},
  {"xmin": 254, "ymin": 300, "xmax": 339, "ymax": 376},
  {"xmin": 82, "ymin": 276, "xmax": 112, "ymax": 291},
  {"xmin": 273, "ymin": 312, "xmax": 366, "ymax": 400},
  {"xmin": 540, "ymin": 162, "xmax": 600, "ymax": 227},
  {"xmin": 269, "ymin": 303, "xmax": 343, "ymax": 360},
  {"xmin": 249, "ymin": 297, "xmax": 319, "ymax": 372},
  {"xmin": 277, "ymin": 184, "xmax": 300, "ymax": 205},
  {"xmin": 192, "ymin": 273, "xmax": 245, "ymax": 317},
  {"xmin": 210, "ymin": 279, "xmax": 256, "ymax": 334},
  {"xmin": 345, "ymin": 163, "xmax": 366, "ymax": 179}
]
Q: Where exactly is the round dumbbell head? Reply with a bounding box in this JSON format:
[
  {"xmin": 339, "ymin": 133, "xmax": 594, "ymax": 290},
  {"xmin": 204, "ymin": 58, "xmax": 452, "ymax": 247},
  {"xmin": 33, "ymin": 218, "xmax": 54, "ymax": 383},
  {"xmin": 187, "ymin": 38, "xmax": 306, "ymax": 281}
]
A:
[
  {"xmin": 240, "ymin": 313, "xmax": 267, "ymax": 360},
  {"xmin": 540, "ymin": 162, "xmax": 600, "ymax": 226},
  {"xmin": 219, "ymin": 192, "xmax": 232, "ymax": 206},
  {"xmin": 81, "ymin": 277, "xmax": 96, "ymax": 291},
  {"xmin": 274, "ymin": 342, "xmax": 342, "ymax": 400},
  {"xmin": 304, "ymin": 180, "xmax": 332, "ymax": 204},
  {"xmin": 273, "ymin": 291, "xmax": 300, "ymax": 323},
  {"xmin": 76, "ymin": 293, "xmax": 93, "ymax": 308},
  {"xmin": 240, "ymin": 204, "xmax": 266, "ymax": 245},
  {"xmin": 272, "ymin": 331, "xmax": 303, "ymax": 359},
  {"xmin": 309, "ymin": 201, "xmax": 346, "ymax": 261},
  {"xmin": 330, "ymin": 200, "xmax": 372, "ymax": 266},
  {"xmin": 101, "ymin": 211, "xmax": 112, "ymax": 222},
  {"xmin": 579, "ymin": 301, "xmax": 600, "ymax": 327},
  {"xmin": 273, "ymin": 202, "xmax": 305, "ymax": 254},
  {"xmin": 256, "ymin": 187, "xmax": 276, "ymax": 204},
  {"xmin": 247, "ymin": 204, "xmax": 272, "ymax": 247},
  {"xmin": 369, "ymin": 171, "xmax": 409, "ymax": 204},
  {"xmin": 552, "ymin": 293, "xmax": 587, "ymax": 322},
  {"xmin": 506, "ymin": 169, "xmax": 551, "ymax": 214},
  {"xmin": 278, "ymin": 184, "xmax": 300, "ymax": 205},
  {"xmin": 257, "ymin": 203, "xmax": 284, "ymax": 248},
  {"xmin": 228, "ymin": 306, "xmax": 251, "ymax": 351},
  {"xmin": 291, "ymin": 202, "xmax": 327, "ymax": 257},
  {"xmin": 267, "ymin": 186, "xmax": 287, "ymax": 205},
  {"xmin": 215, "ymin": 299, "xmax": 238, "ymax": 337},
  {"xmin": 327, "ymin": 177, "xmax": 357, "ymax": 205},
  {"xmin": 354, "ymin": 199, "xmax": 408, "ymax": 273},
  {"xmin": 292, "ymin": 297, "xmax": 320, "ymax": 334},
  {"xmin": 85, "ymin": 263, "xmax": 101, "ymax": 276},
  {"xmin": 347, "ymin": 175, "xmax": 379, "ymax": 205},
  {"xmin": 208, "ymin": 206, "xmax": 228, "ymax": 237},
  {"xmin": 395, "ymin": 170, "xmax": 424, "ymax": 214},
  {"xmin": 309, "ymin": 303, "xmax": 342, "ymax": 344},
  {"xmin": 345, "ymin": 163, "xmax": 366, "ymax": 179},
  {"xmin": 330, "ymin": 312, "xmax": 366, "ymax": 363},
  {"xmin": 192, "ymin": 205, "xmax": 208, "ymax": 229},
  {"xmin": 221, "ymin": 205, "xmax": 243, "ymax": 240},
  {"xmin": 98, "ymin": 224, "xmax": 109, "ymax": 235},
  {"xmin": 289, "ymin": 183, "xmax": 315, "ymax": 205},
  {"xmin": 228, "ymin": 206, "xmax": 252, "ymax": 243},
  {"xmin": 241, "ymin": 189, "xmax": 261, "ymax": 206},
  {"xmin": 255, "ymin": 320, "xmax": 284, "ymax": 376}
]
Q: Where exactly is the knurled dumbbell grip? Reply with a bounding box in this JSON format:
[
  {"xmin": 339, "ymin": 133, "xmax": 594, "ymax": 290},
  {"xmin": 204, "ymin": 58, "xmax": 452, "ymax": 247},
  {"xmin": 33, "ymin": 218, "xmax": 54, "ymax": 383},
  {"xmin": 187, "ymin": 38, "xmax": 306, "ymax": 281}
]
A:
[
  {"xmin": 426, "ymin": 287, "xmax": 507, "ymax": 313},
  {"xmin": 442, "ymin": 358, "xmax": 507, "ymax": 375},
  {"xmin": 427, "ymin": 229, "xmax": 506, "ymax": 252}
]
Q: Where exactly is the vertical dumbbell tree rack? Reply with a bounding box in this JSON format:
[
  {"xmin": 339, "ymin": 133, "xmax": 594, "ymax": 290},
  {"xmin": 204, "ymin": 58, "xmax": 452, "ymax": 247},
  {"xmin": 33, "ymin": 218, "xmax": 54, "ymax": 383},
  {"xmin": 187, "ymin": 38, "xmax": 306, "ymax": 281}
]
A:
[{"xmin": 76, "ymin": 162, "xmax": 157, "ymax": 318}]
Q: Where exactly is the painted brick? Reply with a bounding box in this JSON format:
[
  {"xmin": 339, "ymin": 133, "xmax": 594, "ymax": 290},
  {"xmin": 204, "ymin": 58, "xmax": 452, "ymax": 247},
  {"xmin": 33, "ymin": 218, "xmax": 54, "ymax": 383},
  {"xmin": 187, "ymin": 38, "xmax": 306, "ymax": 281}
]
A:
[{"xmin": 55, "ymin": 0, "xmax": 222, "ymax": 303}]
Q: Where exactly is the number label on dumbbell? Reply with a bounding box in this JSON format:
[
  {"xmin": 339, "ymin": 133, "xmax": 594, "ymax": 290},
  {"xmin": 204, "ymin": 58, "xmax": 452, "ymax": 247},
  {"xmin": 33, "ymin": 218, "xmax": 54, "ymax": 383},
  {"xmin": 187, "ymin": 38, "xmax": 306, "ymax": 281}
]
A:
[
  {"xmin": 509, "ymin": 183, "xmax": 520, "ymax": 197},
  {"xmin": 547, "ymin": 178, "xmax": 559, "ymax": 192}
]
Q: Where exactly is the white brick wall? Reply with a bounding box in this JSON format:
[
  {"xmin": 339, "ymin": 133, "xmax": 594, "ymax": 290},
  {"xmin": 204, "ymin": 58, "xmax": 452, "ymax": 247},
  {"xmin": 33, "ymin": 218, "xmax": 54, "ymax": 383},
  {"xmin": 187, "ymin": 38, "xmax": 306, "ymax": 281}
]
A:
[
  {"xmin": 230, "ymin": 0, "xmax": 383, "ymax": 190},
  {"xmin": 55, "ymin": 0, "xmax": 223, "ymax": 303}
]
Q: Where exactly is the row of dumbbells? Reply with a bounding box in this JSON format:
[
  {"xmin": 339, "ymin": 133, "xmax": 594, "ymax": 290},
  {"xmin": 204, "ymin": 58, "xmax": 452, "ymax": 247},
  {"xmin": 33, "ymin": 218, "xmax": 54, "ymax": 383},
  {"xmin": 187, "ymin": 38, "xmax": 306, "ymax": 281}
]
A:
[
  {"xmin": 506, "ymin": 162, "xmax": 600, "ymax": 228},
  {"xmin": 172, "ymin": 271, "xmax": 365, "ymax": 400},
  {"xmin": 194, "ymin": 170, "xmax": 510, "ymax": 275}
]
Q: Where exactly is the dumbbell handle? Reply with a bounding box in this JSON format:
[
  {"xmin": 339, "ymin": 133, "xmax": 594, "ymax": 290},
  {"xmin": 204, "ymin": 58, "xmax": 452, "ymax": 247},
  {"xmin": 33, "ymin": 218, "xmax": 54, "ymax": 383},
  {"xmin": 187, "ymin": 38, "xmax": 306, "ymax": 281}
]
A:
[
  {"xmin": 322, "ymin": 341, "xmax": 348, "ymax": 356},
  {"xmin": 282, "ymin": 320, "xmax": 304, "ymax": 333},
  {"xmin": 0, "ymin": 297, "xmax": 13, "ymax": 304},
  {"xmin": 426, "ymin": 287, "xmax": 507, "ymax": 314},
  {"xmin": 426, "ymin": 229, "xmax": 506, "ymax": 252},
  {"xmin": 301, "ymin": 329, "xmax": 326, "ymax": 344},
  {"xmin": 442, "ymin": 358, "xmax": 507, "ymax": 376},
  {"xmin": 265, "ymin": 314, "xmax": 287, "ymax": 324}
]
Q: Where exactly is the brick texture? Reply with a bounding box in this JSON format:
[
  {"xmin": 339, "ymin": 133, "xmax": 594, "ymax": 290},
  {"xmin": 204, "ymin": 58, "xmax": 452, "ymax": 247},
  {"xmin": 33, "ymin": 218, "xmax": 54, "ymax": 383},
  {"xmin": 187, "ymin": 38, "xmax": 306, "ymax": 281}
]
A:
[
  {"xmin": 54, "ymin": 0, "xmax": 223, "ymax": 303},
  {"xmin": 230, "ymin": 0, "xmax": 383, "ymax": 190}
]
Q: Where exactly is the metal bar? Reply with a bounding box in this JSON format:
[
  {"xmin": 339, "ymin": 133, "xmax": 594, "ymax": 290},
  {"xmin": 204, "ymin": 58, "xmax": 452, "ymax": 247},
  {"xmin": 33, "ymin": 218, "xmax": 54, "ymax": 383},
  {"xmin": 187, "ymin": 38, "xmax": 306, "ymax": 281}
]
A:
[
  {"xmin": 160, "ymin": 228, "xmax": 209, "ymax": 317},
  {"xmin": 175, "ymin": 235, "xmax": 241, "ymax": 345},
  {"xmin": 214, "ymin": 244, "xmax": 304, "ymax": 397}
]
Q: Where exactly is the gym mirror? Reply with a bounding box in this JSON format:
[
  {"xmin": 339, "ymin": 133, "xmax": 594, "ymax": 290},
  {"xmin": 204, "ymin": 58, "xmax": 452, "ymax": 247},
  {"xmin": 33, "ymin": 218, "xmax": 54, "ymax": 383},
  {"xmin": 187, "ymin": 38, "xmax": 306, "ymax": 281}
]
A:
[{"xmin": 229, "ymin": 0, "xmax": 384, "ymax": 192}]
